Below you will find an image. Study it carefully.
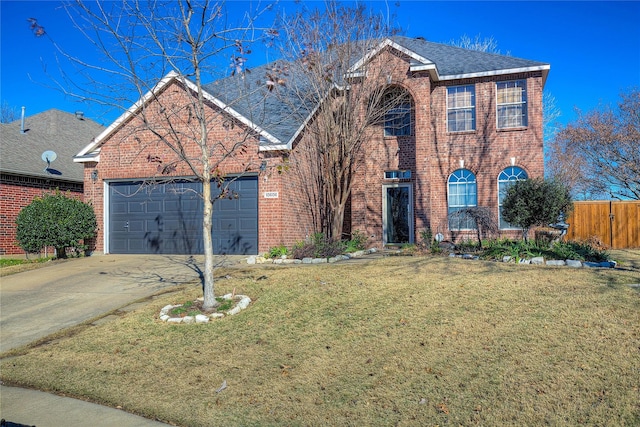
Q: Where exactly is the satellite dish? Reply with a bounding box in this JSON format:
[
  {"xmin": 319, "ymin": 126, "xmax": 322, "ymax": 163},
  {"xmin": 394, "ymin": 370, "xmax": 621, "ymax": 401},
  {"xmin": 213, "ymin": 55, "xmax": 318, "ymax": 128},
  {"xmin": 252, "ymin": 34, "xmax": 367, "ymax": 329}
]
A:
[{"xmin": 42, "ymin": 150, "xmax": 57, "ymax": 165}]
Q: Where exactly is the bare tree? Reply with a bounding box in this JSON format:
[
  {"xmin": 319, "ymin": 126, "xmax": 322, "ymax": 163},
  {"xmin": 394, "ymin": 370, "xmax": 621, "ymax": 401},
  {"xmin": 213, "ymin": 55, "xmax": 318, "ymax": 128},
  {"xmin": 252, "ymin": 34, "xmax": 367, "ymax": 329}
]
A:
[
  {"xmin": 1, "ymin": 101, "xmax": 19, "ymax": 123},
  {"xmin": 33, "ymin": 1, "xmax": 271, "ymax": 310},
  {"xmin": 448, "ymin": 33, "xmax": 505, "ymax": 55},
  {"xmin": 272, "ymin": 2, "xmax": 405, "ymax": 240},
  {"xmin": 543, "ymin": 91, "xmax": 562, "ymax": 143},
  {"xmin": 548, "ymin": 88, "xmax": 640, "ymax": 200}
]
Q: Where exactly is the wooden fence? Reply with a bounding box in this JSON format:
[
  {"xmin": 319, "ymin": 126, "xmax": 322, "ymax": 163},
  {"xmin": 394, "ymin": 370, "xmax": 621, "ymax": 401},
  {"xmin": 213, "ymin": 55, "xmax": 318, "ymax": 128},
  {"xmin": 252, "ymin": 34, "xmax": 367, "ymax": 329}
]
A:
[{"xmin": 565, "ymin": 201, "xmax": 640, "ymax": 249}]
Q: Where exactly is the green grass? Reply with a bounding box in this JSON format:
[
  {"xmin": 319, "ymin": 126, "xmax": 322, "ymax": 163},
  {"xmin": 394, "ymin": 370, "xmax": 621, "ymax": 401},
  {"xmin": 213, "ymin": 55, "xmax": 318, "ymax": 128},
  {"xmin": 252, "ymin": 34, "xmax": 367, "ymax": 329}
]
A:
[
  {"xmin": 1, "ymin": 256, "xmax": 639, "ymax": 426},
  {"xmin": 0, "ymin": 257, "xmax": 54, "ymax": 270}
]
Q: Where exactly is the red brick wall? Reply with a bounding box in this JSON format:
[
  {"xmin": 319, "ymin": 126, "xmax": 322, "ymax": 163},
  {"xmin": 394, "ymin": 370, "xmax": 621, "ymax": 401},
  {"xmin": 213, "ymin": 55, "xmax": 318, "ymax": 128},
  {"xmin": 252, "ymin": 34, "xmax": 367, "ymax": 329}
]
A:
[
  {"xmin": 84, "ymin": 80, "xmax": 289, "ymax": 254},
  {"xmin": 86, "ymin": 53, "xmax": 546, "ymax": 254},
  {"xmin": 348, "ymin": 51, "xmax": 545, "ymax": 246},
  {"xmin": 0, "ymin": 174, "xmax": 83, "ymax": 255}
]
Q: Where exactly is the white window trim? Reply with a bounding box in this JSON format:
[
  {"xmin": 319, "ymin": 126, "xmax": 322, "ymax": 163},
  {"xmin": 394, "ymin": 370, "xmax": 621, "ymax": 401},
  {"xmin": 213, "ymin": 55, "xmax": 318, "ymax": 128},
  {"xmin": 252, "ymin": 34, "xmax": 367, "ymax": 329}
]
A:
[
  {"xmin": 447, "ymin": 169, "xmax": 478, "ymax": 231},
  {"xmin": 446, "ymin": 85, "xmax": 476, "ymax": 132},
  {"xmin": 496, "ymin": 80, "xmax": 528, "ymax": 129}
]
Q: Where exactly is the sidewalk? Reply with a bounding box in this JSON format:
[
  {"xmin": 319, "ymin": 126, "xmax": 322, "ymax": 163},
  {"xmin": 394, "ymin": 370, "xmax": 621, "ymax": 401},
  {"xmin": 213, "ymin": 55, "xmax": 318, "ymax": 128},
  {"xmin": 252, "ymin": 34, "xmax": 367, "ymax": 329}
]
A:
[{"xmin": 0, "ymin": 385, "xmax": 172, "ymax": 426}]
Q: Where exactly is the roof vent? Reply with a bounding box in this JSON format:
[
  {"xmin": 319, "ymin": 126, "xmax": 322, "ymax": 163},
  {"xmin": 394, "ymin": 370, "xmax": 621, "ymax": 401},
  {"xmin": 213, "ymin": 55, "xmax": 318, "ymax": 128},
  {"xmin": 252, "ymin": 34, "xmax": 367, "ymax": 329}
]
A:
[
  {"xmin": 75, "ymin": 111, "xmax": 84, "ymax": 120},
  {"xmin": 20, "ymin": 106, "xmax": 26, "ymax": 134}
]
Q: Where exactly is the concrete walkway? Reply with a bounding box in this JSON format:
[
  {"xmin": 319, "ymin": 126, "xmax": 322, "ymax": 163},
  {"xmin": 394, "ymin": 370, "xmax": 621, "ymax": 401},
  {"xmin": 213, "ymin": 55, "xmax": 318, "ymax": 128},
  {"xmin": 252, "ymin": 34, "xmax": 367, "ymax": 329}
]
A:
[
  {"xmin": 0, "ymin": 254, "xmax": 233, "ymax": 427},
  {"xmin": 0, "ymin": 385, "xmax": 171, "ymax": 426}
]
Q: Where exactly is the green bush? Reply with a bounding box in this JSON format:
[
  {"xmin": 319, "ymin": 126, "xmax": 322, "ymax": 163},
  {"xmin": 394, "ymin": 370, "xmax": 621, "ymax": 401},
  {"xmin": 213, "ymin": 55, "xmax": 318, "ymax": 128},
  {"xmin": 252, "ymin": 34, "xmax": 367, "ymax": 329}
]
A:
[
  {"xmin": 502, "ymin": 178, "xmax": 573, "ymax": 241},
  {"xmin": 267, "ymin": 244, "xmax": 289, "ymax": 258},
  {"xmin": 15, "ymin": 191, "xmax": 97, "ymax": 258},
  {"xmin": 479, "ymin": 238, "xmax": 608, "ymax": 263},
  {"xmin": 345, "ymin": 230, "xmax": 367, "ymax": 253}
]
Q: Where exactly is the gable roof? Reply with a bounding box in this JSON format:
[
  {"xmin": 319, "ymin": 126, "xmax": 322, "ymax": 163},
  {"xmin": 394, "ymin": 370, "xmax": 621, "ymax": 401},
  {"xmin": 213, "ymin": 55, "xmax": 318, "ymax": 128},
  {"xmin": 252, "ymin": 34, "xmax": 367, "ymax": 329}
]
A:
[
  {"xmin": 1, "ymin": 109, "xmax": 105, "ymax": 182},
  {"xmin": 77, "ymin": 37, "xmax": 549, "ymax": 158},
  {"xmin": 75, "ymin": 71, "xmax": 284, "ymax": 162},
  {"xmin": 383, "ymin": 36, "xmax": 550, "ymax": 82}
]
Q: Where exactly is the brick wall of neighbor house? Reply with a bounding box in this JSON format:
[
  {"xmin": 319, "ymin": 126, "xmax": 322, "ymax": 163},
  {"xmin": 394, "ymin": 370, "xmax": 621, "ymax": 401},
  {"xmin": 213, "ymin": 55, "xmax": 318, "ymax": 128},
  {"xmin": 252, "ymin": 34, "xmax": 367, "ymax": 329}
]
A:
[
  {"xmin": 85, "ymin": 80, "xmax": 289, "ymax": 254},
  {"xmin": 0, "ymin": 174, "xmax": 83, "ymax": 255},
  {"xmin": 348, "ymin": 50, "xmax": 544, "ymax": 246}
]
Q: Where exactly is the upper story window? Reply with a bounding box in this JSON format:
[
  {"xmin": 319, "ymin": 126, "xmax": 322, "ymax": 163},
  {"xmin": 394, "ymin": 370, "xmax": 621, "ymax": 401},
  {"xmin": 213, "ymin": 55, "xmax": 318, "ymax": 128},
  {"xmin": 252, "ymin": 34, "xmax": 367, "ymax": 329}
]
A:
[
  {"xmin": 497, "ymin": 80, "xmax": 527, "ymax": 129},
  {"xmin": 447, "ymin": 85, "xmax": 476, "ymax": 132},
  {"xmin": 448, "ymin": 169, "xmax": 477, "ymax": 230},
  {"xmin": 498, "ymin": 166, "xmax": 528, "ymax": 229},
  {"xmin": 382, "ymin": 87, "xmax": 412, "ymax": 137}
]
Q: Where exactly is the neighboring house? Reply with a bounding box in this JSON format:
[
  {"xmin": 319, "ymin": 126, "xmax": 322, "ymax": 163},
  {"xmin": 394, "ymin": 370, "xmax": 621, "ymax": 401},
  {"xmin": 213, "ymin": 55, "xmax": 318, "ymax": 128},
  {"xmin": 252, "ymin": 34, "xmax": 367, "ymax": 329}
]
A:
[
  {"xmin": 0, "ymin": 109, "xmax": 105, "ymax": 255},
  {"xmin": 75, "ymin": 36, "xmax": 549, "ymax": 255}
]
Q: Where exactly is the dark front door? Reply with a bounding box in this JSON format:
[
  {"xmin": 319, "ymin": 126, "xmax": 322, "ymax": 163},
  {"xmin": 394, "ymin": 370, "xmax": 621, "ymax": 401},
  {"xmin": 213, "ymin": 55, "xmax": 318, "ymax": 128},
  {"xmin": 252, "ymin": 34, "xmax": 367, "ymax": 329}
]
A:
[{"xmin": 383, "ymin": 184, "xmax": 413, "ymax": 245}]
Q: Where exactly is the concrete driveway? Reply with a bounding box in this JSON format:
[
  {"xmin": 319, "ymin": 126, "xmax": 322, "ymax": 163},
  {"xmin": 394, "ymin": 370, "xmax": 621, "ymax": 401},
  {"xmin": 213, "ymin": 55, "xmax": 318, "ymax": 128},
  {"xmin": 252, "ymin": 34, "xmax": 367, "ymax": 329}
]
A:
[{"xmin": 0, "ymin": 254, "xmax": 215, "ymax": 352}]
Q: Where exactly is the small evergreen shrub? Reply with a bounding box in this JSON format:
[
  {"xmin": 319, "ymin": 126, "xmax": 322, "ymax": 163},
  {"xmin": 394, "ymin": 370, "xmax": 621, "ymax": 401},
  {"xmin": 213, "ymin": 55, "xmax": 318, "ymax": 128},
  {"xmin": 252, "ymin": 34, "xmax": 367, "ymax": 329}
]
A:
[
  {"xmin": 268, "ymin": 244, "xmax": 289, "ymax": 258},
  {"xmin": 344, "ymin": 230, "xmax": 367, "ymax": 253},
  {"xmin": 15, "ymin": 191, "xmax": 97, "ymax": 258}
]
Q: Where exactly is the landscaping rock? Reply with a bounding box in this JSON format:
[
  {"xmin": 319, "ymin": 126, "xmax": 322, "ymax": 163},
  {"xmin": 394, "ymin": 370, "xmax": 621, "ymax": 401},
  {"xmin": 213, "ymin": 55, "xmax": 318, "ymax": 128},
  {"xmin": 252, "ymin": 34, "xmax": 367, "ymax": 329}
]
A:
[
  {"xmin": 566, "ymin": 260, "xmax": 583, "ymax": 268},
  {"xmin": 503, "ymin": 256, "xmax": 512, "ymax": 263},
  {"xmin": 182, "ymin": 316, "xmax": 195, "ymax": 324},
  {"xmin": 531, "ymin": 257, "xmax": 544, "ymax": 265},
  {"xmin": 247, "ymin": 256, "xmax": 256, "ymax": 265},
  {"xmin": 195, "ymin": 315, "xmax": 209, "ymax": 323},
  {"xmin": 311, "ymin": 258, "xmax": 327, "ymax": 264},
  {"xmin": 167, "ymin": 317, "xmax": 182, "ymax": 324},
  {"xmin": 518, "ymin": 259, "xmax": 531, "ymax": 265},
  {"xmin": 210, "ymin": 313, "xmax": 225, "ymax": 319},
  {"xmin": 302, "ymin": 258, "xmax": 313, "ymax": 264},
  {"xmin": 546, "ymin": 260, "xmax": 566, "ymax": 266},
  {"xmin": 237, "ymin": 296, "xmax": 251, "ymax": 310}
]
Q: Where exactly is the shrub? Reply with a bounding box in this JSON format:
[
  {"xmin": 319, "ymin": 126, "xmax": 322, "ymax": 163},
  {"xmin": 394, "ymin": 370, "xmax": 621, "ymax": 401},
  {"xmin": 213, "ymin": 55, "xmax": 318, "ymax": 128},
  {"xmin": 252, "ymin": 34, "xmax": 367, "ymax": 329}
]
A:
[
  {"xmin": 345, "ymin": 230, "xmax": 367, "ymax": 253},
  {"xmin": 15, "ymin": 191, "xmax": 97, "ymax": 258},
  {"xmin": 268, "ymin": 244, "xmax": 289, "ymax": 258},
  {"xmin": 291, "ymin": 233, "xmax": 345, "ymax": 259},
  {"xmin": 502, "ymin": 178, "xmax": 573, "ymax": 241}
]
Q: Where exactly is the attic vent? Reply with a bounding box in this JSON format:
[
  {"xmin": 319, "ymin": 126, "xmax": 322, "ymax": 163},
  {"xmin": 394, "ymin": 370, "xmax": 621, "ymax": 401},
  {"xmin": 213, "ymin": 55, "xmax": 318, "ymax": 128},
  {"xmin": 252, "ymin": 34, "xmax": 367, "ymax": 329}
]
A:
[{"xmin": 75, "ymin": 111, "xmax": 84, "ymax": 120}]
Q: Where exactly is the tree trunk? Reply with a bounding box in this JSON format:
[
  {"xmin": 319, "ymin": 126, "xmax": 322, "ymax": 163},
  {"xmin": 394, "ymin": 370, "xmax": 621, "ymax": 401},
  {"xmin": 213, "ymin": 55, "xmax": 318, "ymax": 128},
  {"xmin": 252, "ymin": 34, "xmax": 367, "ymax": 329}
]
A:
[
  {"xmin": 202, "ymin": 178, "xmax": 216, "ymax": 310},
  {"xmin": 329, "ymin": 203, "xmax": 345, "ymax": 241}
]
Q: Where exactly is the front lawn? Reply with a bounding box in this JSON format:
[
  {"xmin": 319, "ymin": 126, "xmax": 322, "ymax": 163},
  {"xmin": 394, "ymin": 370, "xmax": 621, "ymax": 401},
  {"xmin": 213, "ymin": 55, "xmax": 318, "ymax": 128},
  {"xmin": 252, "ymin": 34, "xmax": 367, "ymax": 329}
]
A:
[{"xmin": 1, "ymin": 256, "xmax": 639, "ymax": 426}]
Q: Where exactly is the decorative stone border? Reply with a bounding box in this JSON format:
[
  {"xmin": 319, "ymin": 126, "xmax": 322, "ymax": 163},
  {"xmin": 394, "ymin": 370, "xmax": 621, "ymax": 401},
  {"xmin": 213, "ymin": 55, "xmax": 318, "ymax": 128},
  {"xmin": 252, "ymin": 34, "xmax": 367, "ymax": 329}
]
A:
[
  {"xmin": 450, "ymin": 253, "xmax": 617, "ymax": 268},
  {"xmin": 159, "ymin": 293, "xmax": 252, "ymax": 324},
  {"xmin": 246, "ymin": 248, "xmax": 378, "ymax": 265}
]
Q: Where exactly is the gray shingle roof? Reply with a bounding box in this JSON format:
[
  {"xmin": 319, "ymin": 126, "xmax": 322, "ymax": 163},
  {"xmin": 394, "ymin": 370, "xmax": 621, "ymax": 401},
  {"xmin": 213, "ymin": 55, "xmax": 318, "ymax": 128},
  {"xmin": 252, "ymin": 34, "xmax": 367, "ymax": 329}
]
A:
[
  {"xmin": 204, "ymin": 37, "xmax": 549, "ymax": 147},
  {"xmin": 204, "ymin": 61, "xmax": 319, "ymax": 147},
  {"xmin": 389, "ymin": 36, "xmax": 549, "ymax": 78},
  {"xmin": 1, "ymin": 109, "xmax": 105, "ymax": 182}
]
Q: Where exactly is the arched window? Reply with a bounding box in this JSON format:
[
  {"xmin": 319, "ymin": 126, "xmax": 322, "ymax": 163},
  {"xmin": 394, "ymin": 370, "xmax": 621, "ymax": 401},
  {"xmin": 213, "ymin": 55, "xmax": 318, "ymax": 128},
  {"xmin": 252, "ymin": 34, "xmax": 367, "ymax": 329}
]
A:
[
  {"xmin": 448, "ymin": 169, "xmax": 477, "ymax": 230},
  {"xmin": 382, "ymin": 87, "xmax": 412, "ymax": 136},
  {"xmin": 498, "ymin": 166, "xmax": 528, "ymax": 229}
]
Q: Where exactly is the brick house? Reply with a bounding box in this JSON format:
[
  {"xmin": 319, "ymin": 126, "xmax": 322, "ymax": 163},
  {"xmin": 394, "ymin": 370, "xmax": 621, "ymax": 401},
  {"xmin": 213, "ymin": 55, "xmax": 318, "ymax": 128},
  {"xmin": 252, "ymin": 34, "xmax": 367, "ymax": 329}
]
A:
[
  {"xmin": 0, "ymin": 109, "xmax": 105, "ymax": 256},
  {"xmin": 76, "ymin": 36, "xmax": 549, "ymax": 255}
]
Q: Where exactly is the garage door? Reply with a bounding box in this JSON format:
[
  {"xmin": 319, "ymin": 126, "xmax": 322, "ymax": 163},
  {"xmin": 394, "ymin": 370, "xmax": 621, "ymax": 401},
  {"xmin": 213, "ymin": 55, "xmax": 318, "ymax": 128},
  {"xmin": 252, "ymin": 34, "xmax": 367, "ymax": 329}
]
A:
[{"xmin": 108, "ymin": 177, "xmax": 258, "ymax": 255}]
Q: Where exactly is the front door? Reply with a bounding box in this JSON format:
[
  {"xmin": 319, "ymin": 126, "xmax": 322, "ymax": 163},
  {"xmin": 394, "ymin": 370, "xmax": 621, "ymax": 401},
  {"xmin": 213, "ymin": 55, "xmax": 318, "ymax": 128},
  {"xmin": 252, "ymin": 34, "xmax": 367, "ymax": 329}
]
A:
[{"xmin": 383, "ymin": 184, "xmax": 413, "ymax": 245}]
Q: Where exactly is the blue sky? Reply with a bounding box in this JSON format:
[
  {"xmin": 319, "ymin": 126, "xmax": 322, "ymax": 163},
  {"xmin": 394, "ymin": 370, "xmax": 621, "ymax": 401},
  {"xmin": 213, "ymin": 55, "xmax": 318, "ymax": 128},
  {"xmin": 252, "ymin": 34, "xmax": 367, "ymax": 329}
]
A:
[{"xmin": 1, "ymin": 1, "xmax": 639, "ymax": 131}]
